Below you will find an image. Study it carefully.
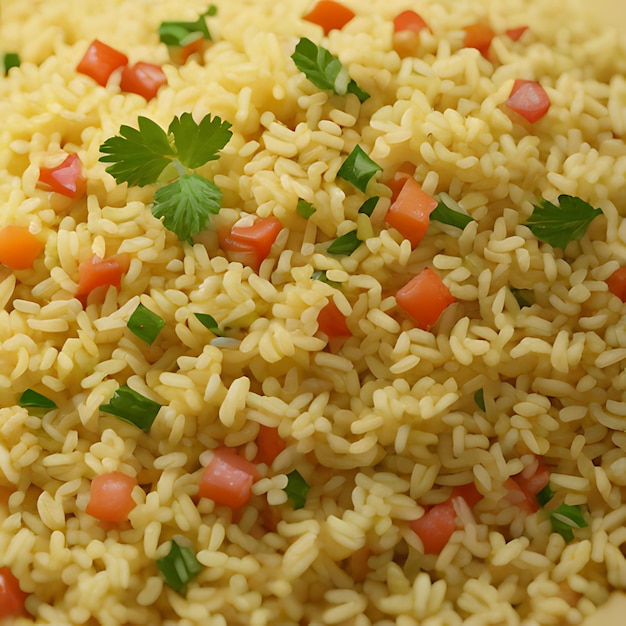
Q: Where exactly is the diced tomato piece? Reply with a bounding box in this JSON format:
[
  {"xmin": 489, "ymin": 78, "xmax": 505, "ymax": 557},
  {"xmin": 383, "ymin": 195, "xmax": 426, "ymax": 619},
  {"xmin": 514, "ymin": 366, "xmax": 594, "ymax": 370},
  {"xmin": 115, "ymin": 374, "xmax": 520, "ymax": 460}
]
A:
[
  {"xmin": 254, "ymin": 425, "xmax": 286, "ymax": 466},
  {"xmin": 463, "ymin": 22, "xmax": 495, "ymax": 57},
  {"xmin": 198, "ymin": 447, "xmax": 260, "ymax": 508},
  {"xmin": 503, "ymin": 477, "xmax": 539, "ymax": 514},
  {"xmin": 392, "ymin": 10, "xmax": 430, "ymax": 57},
  {"xmin": 606, "ymin": 266, "xmax": 626, "ymax": 302},
  {"xmin": 409, "ymin": 499, "xmax": 457, "ymax": 554},
  {"xmin": 515, "ymin": 458, "xmax": 550, "ymax": 496},
  {"xmin": 75, "ymin": 253, "xmax": 130, "ymax": 301},
  {"xmin": 505, "ymin": 26, "xmax": 528, "ymax": 41},
  {"xmin": 385, "ymin": 177, "xmax": 438, "ymax": 247},
  {"xmin": 0, "ymin": 226, "xmax": 44, "ymax": 270},
  {"xmin": 302, "ymin": 0, "xmax": 355, "ymax": 34},
  {"xmin": 218, "ymin": 216, "xmax": 282, "ymax": 271},
  {"xmin": 451, "ymin": 482, "xmax": 483, "ymax": 509},
  {"xmin": 120, "ymin": 62, "xmax": 167, "ymax": 101},
  {"xmin": 85, "ymin": 471, "xmax": 138, "ymax": 523},
  {"xmin": 0, "ymin": 566, "xmax": 28, "ymax": 619},
  {"xmin": 396, "ymin": 268, "xmax": 456, "ymax": 330},
  {"xmin": 317, "ymin": 299, "xmax": 351, "ymax": 340},
  {"xmin": 38, "ymin": 153, "xmax": 86, "ymax": 199},
  {"xmin": 76, "ymin": 39, "xmax": 128, "ymax": 87},
  {"xmin": 506, "ymin": 79, "xmax": 551, "ymax": 123}
]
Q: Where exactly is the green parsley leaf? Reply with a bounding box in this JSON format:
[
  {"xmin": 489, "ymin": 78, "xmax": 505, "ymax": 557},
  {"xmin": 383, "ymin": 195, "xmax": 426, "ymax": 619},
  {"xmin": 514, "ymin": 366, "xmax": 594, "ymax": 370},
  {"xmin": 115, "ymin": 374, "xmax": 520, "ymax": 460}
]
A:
[
  {"xmin": 473, "ymin": 388, "xmax": 485, "ymax": 412},
  {"xmin": 157, "ymin": 539, "xmax": 202, "ymax": 595},
  {"xmin": 158, "ymin": 5, "xmax": 217, "ymax": 47},
  {"xmin": 510, "ymin": 287, "xmax": 535, "ymax": 308},
  {"xmin": 525, "ymin": 195, "xmax": 603, "ymax": 249},
  {"xmin": 536, "ymin": 483, "xmax": 555, "ymax": 507},
  {"xmin": 152, "ymin": 173, "xmax": 222, "ymax": 242},
  {"xmin": 284, "ymin": 469, "xmax": 310, "ymax": 510},
  {"xmin": 297, "ymin": 199, "xmax": 317, "ymax": 219},
  {"xmin": 127, "ymin": 303, "xmax": 166, "ymax": 345},
  {"xmin": 430, "ymin": 199, "xmax": 474, "ymax": 230},
  {"xmin": 100, "ymin": 385, "xmax": 162, "ymax": 432},
  {"xmin": 19, "ymin": 389, "xmax": 57, "ymax": 410},
  {"xmin": 291, "ymin": 37, "xmax": 370, "ymax": 103},
  {"xmin": 3, "ymin": 53, "xmax": 20, "ymax": 75},
  {"xmin": 358, "ymin": 196, "xmax": 379, "ymax": 217},
  {"xmin": 549, "ymin": 503, "xmax": 588, "ymax": 542},
  {"xmin": 194, "ymin": 313, "xmax": 226, "ymax": 336},
  {"xmin": 327, "ymin": 230, "xmax": 361, "ymax": 255},
  {"xmin": 168, "ymin": 112, "xmax": 232, "ymax": 170},
  {"xmin": 337, "ymin": 146, "xmax": 382, "ymax": 193}
]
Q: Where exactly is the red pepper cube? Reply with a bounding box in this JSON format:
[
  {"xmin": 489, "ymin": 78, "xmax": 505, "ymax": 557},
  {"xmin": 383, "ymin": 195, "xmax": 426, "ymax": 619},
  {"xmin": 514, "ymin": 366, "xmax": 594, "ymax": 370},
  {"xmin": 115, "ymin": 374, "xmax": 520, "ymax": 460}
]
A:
[
  {"xmin": 77, "ymin": 39, "xmax": 128, "ymax": 87},
  {"xmin": 120, "ymin": 62, "xmax": 168, "ymax": 101},
  {"xmin": 38, "ymin": 153, "xmax": 87, "ymax": 199}
]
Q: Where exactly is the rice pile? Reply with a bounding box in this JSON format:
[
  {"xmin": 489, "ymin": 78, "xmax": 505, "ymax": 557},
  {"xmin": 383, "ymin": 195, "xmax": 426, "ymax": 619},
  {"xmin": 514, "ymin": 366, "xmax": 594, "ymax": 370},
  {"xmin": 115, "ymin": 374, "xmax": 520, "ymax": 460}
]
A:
[{"xmin": 1, "ymin": 0, "xmax": 626, "ymax": 624}]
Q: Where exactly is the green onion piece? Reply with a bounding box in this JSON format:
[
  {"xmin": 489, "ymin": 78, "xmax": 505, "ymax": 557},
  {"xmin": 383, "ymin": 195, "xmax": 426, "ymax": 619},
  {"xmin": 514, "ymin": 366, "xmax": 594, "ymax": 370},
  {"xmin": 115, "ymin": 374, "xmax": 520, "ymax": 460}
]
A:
[
  {"xmin": 327, "ymin": 230, "xmax": 361, "ymax": 255},
  {"xmin": 311, "ymin": 270, "xmax": 341, "ymax": 288},
  {"xmin": 358, "ymin": 196, "xmax": 379, "ymax": 217},
  {"xmin": 536, "ymin": 483, "xmax": 555, "ymax": 507},
  {"xmin": 510, "ymin": 287, "xmax": 535, "ymax": 308},
  {"xmin": 473, "ymin": 389, "xmax": 485, "ymax": 412},
  {"xmin": 156, "ymin": 539, "xmax": 202, "ymax": 595},
  {"xmin": 337, "ymin": 146, "xmax": 382, "ymax": 193},
  {"xmin": 19, "ymin": 389, "xmax": 57, "ymax": 410},
  {"xmin": 100, "ymin": 385, "xmax": 162, "ymax": 432},
  {"xmin": 430, "ymin": 199, "xmax": 474, "ymax": 230},
  {"xmin": 284, "ymin": 469, "xmax": 310, "ymax": 510},
  {"xmin": 297, "ymin": 199, "xmax": 316, "ymax": 219},
  {"xmin": 158, "ymin": 5, "xmax": 217, "ymax": 47},
  {"xmin": 194, "ymin": 313, "xmax": 226, "ymax": 336},
  {"xmin": 3, "ymin": 53, "xmax": 20, "ymax": 75},
  {"xmin": 549, "ymin": 503, "xmax": 587, "ymax": 542},
  {"xmin": 127, "ymin": 303, "xmax": 166, "ymax": 345}
]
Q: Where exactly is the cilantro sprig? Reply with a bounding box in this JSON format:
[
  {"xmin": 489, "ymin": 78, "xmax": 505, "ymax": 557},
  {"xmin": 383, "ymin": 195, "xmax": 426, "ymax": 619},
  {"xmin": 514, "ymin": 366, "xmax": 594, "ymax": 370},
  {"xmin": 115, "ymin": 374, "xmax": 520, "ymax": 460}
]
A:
[
  {"xmin": 99, "ymin": 113, "xmax": 232, "ymax": 242},
  {"xmin": 525, "ymin": 195, "xmax": 602, "ymax": 249}
]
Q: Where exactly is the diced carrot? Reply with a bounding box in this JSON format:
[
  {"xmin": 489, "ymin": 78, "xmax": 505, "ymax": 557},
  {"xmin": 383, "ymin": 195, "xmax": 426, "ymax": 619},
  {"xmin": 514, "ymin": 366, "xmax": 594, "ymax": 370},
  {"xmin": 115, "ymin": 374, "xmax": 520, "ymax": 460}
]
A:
[
  {"xmin": 347, "ymin": 545, "xmax": 371, "ymax": 583},
  {"xmin": 503, "ymin": 477, "xmax": 539, "ymax": 514},
  {"xmin": 316, "ymin": 299, "xmax": 351, "ymax": 340},
  {"xmin": 396, "ymin": 268, "xmax": 456, "ymax": 330},
  {"xmin": 180, "ymin": 37, "xmax": 205, "ymax": 63},
  {"xmin": 85, "ymin": 471, "xmax": 138, "ymax": 523},
  {"xmin": 0, "ymin": 566, "xmax": 28, "ymax": 619},
  {"xmin": 302, "ymin": 0, "xmax": 355, "ymax": 34},
  {"xmin": 505, "ymin": 26, "xmax": 528, "ymax": 41},
  {"xmin": 393, "ymin": 9, "xmax": 429, "ymax": 34},
  {"xmin": 451, "ymin": 482, "xmax": 483, "ymax": 509},
  {"xmin": 218, "ymin": 216, "xmax": 282, "ymax": 271},
  {"xmin": 392, "ymin": 10, "xmax": 430, "ymax": 58},
  {"xmin": 38, "ymin": 153, "xmax": 87, "ymax": 199},
  {"xmin": 515, "ymin": 458, "xmax": 550, "ymax": 496},
  {"xmin": 463, "ymin": 22, "xmax": 495, "ymax": 57},
  {"xmin": 120, "ymin": 62, "xmax": 167, "ymax": 101},
  {"xmin": 385, "ymin": 162, "xmax": 417, "ymax": 203},
  {"xmin": 198, "ymin": 447, "xmax": 260, "ymax": 508},
  {"xmin": 506, "ymin": 79, "xmax": 551, "ymax": 123},
  {"xmin": 254, "ymin": 425, "xmax": 286, "ymax": 466},
  {"xmin": 0, "ymin": 225, "xmax": 44, "ymax": 270},
  {"xmin": 75, "ymin": 253, "xmax": 130, "ymax": 302},
  {"xmin": 409, "ymin": 499, "xmax": 457, "ymax": 554},
  {"xmin": 385, "ymin": 177, "xmax": 438, "ymax": 247},
  {"xmin": 76, "ymin": 39, "xmax": 128, "ymax": 87},
  {"xmin": 606, "ymin": 266, "xmax": 626, "ymax": 302}
]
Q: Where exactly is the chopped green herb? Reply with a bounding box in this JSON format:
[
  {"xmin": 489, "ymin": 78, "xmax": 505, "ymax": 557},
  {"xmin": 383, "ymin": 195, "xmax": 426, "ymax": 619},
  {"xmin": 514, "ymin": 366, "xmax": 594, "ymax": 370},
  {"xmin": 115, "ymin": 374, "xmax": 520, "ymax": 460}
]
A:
[
  {"xmin": 511, "ymin": 287, "xmax": 535, "ymax": 308},
  {"xmin": 297, "ymin": 199, "xmax": 317, "ymax": 219},
  {"xmin": 327, "ymin": 230, "xmax": 361, "ymax": 255},
  {"xmin": 284, "ymin": 469, "xmax": 310, "ymax": 510},
  {"xmin": 100, "ymin": 385, "xmax": 162, "ymax": 432},
  {"xmin": 194, "ymin": 313, "xmax": 226, "ymax": 336},
  {"xmin": 525, "ymin": 195, "xmax": 602, "ymax": 249},
  {"xmin": 536, "ymin": 483, "xmax": 555, "ymax": 507},
  {"xmin": 3, "ymin": 53, "xmax": 20, "ymax": 75},
  {"xmin": 430, "ymin": 199, "xmax": 474, "ymax": 230},
  {"xmin": 19, "ymin": 389, "xmax": 57, "ymax": 410},
  {"xmin": 473, "ymin": 388, "xmax": 485, "ymax": 412},
  {"xmin": 127, "ymin": 303, "xmax": 166, "ymax": 345},
  {"xmin": 156, "ymin": 539, "xmax": 202, "ymax": 595},
  {"xmin": 358, "ymin": 196, "xmax": 379, "ymax": 217},
  {"xmin": 337, "ymin": 146, "xmax": 382, "ymax": 193},
  {"xmin": 311, "ymin": 270, "xmax": 341, "ymax": 288},
  {"xmin": 158, "ymin": 5, "xmax": 217, "ymax": 47},
  {"xmin": 549, "ymin": 503, "xmax": 588, "ymax": 542},
  {"xmin": 291, "ymin": 37, "xmax": 370, "ymax": 103}
]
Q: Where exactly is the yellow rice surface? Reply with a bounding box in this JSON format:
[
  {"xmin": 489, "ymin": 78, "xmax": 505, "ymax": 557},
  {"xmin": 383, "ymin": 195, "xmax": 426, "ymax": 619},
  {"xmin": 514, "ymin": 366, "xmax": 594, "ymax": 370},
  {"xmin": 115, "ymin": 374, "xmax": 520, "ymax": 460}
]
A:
[{"xmin": 1, "ymin": 0, "xmax": 626, "ymax": 624}]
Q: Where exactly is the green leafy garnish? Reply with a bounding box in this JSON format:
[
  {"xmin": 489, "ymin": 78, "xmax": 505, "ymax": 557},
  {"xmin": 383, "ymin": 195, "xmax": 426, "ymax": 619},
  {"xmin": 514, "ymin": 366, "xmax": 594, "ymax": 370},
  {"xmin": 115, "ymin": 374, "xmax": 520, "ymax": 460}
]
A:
[
  {"xmin": 549, "ymin": 503, "xmax": 588, "ymax": 542},
  {"xmin": 18, "ymin": 389, "xmax": 57, "ymax": 410},
  {"xmin": 297, "ymin": 199, "xmax": 317, "ymax": 219},
  {"xmin": 158, "ymin": 5, "xmax": 217, "ymax": 47},
  {"xmin": 100, "ymin": 385, "xmax": 162, "ymax": 432},
  {"xmin": 284, "ymin": 469, "xmax": 310, "ymax": 510},
  {"xmin": 127, "ymin": 303, "xmax": 166, "ymax": 345},
  {"xmin": 156, "ymin": 539, "xmax": 203, "ymax": 595},
  {"xmin": 194, "ymin": 313, "xmax": 226, "ymax": 336},
  {"xmin": 536, "ymin": 483, "xmax": 555, "ymax": 507},
  {"xmin": 337, "ymin": 146, "xmax": 382, "ymax": 193},
  {"xmin": 430, "ymin": 199, "xmax": 474, "ymax": 230},
  {"xmin": 327, "ymin": 230, "xmax": 361, "ymax": 255},
  {"xmin": 3, "ymin": 53, "xmax": 20, "ymax": 75},
  {"xmin": 525, "ymin": 195, "xmax": 602, "ymax": 249},
  {"xmin": 510, "ymin": 287, "xmax": 535, "ymax": 308},
  {"xmin": 167, "ymin": 113, "xmax": 231, "ymax": 169},
  {"xmin": 473, "ymin": 388, "xmax": 485, "ymax": 412},
  {"xmin": 291, "ymin": 37, "xmax": 370, "ymax": 103},
  {"xmin": 358, "ymin": 196, "xmax": 379, "ymax": 217}
]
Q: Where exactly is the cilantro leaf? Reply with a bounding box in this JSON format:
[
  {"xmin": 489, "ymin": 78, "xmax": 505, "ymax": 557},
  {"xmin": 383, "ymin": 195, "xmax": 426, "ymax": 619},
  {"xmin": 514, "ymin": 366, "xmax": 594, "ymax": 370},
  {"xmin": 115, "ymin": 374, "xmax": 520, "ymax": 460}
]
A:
[
  {"xmin": 525, "ymin": 195, "xmax": 602, "ymax": 249},
  {"xmin": 327, "ymin": 230, "xmax": 361, "ymax": 255},
  {"xmin": 291, "ymin": 37, "xmax": 370, "ymax": 103},
  {"xmin": 99, "ymin": 116, "xmax": 175, "ymax": 186},
  {"xmin": 158, "ymin": 6, "xmax": 217, "ymax": 47},
  {"xmin": 337, "ymin": 145, "xmax": 382, "ymax": 193},
  {"xmin": 168, "ymin": 112, "xmax": 232, "ymax": 170},
  {"xmin": 297, "ymin": 199, "xmax": 317, "ymax": 219},
  {"xmin": 430, "ymin": 199, "xmax": 474, "ymax": 230},
  {"xmin": 152, "ymin": 173, "xmax": 222, "ymax": 242}
]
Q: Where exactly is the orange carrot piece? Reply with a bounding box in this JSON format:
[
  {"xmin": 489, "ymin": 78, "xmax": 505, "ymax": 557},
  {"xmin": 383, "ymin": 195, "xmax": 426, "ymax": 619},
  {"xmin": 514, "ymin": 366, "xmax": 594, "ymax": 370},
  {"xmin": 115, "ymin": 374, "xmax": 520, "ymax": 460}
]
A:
[
  {"xmin": 317, "ymin": 299, "xmax": 351, "ymax": 339},
  {"xmin": 392, "ymin": 10, "xmax": 430, "ymax": 57},
  {"xmin": 254, "ymin": 425, "xmax": 286, "ymax": 466},
  {"xmin": 0, "ymin": 225, "xmax": 44, "ymax": 270},
  {"xmin": 506, "ymin": 79, "xmax": 551, "ymax": 123},
  {"xmin": 463, "ymin": 22, "xmax": 495, "ymax": 56},
  {"xmin": 0, "ymin": 566, "xmax": 28, "ymax": 620},
  {"xmin": 451, "ymin": 482, "xmax": 483, "ymax": 509},
  {"xmin": 218, "ymin": 216, "xmax": 282, "ymax": 271},
  {"xmin": 514, "ymin": 459, "xmax": 550, "ymax": 496},
  {"xmin": 409, "ymin": 500, "xmax": 457, "ymax": 554},
  {"xmin": 38, "ymin": 153, "xmax": 86, "ymax": 199},
  {"xmin": 302, "ymin": 0, "xmax": 355, "ymax": 34},
  {"xmin": 503, "ymin": 477, "xmax": 539, "ymax": 514},
  {"xmin": 75, "ymin": 253, "xmax": 130, "ymax": 301},
  {"xmin": 85, "ymin": 471, "xmax": 138, "ymax": 523},
  {"xmin": 505, "ymin": 26, "xmax": 528, "ymax": 41},
  {"xmin": 606, "ymin": 266, "xmax": 626, "ymax": 301}
]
